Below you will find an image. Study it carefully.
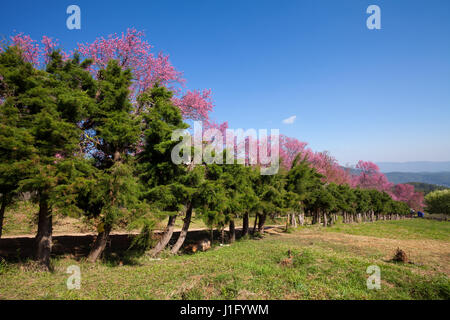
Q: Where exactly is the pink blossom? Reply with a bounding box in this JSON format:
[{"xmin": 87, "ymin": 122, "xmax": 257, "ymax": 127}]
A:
[
  {"xmin": 1, "ymin": 33, "xmax": 67, "ymax": 67},
  {"xmin": 10, "ymin": 33, "xmax": 40, "ymax": 65},
  {"xmin": 391, "ymin": 183, "xmax": 424, "ymax": 211},
  {"xmin": 279, "ymin": 135, "xmax": 308, "ymax": 169},
  {"xmin": 76, "ymin": 28, "xmax": 212, "ymax": 121},
  {"xmin": 40, "ymin": 36, "xmax": 69, "ymax": 64},
  {"xmin": 352, "ymin": 160, "xmax": 393, "ymax": 192},
  {"xmin": 76, "ymin": 29, "xmax": 184, "ymax": 93},
  {"xmin": 172, "ymin": 89, "xmax": 214, "ymax": 121}
]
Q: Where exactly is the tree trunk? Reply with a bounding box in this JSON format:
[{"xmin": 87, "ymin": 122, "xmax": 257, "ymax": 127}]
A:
[
  {"xmin": 258, "ymin": 214, "xmax": 266, "ymax": 234},
  {"xmin": 242, "ymin": 212, "xmax": 249, "ymax": 237},
  {"xmin": 312, "ymin": 210, "xmax": 318, "ymax": 224},
  {"xmin": 322, "ymin": 211, "xmax": 328, "ymax": 227},
  {"xmin": 298, "ymin": 212, "xmax": 305, "ymax": 226},
  {"xmin": 229, "ymin": 220, "xmax": 236, "ymax": 243},
  {"xmin": 149, "ymin": 215, "xmax": 177, "ymax": 257},
  {"xmin": 331, "ymin": 213, "xmax": 336, "ymax": 225},
  {"xmin": 35, "ymin": 194, "xmax": 52, "ymax": 269},
  {"xmin": 252, "ymin": 214, "xmax": 258, "ymax": 234},
  {"xmin": 291, "ymin": 213, "xmax": 297, "ymax": 228},
  {"xmin": 0, "ymin": 194, "xmax": 7, "ymax": 239},
  {"xmin": 221, "ymin": 227, "xmax": 225, "ymax": 245},
  {"xmin": 87, "ymin": 223, "xmax": 112, "ymax": 262},
  {"xmin": 170, "ymin": 203, "xmax": 193, "ymax": 254}
]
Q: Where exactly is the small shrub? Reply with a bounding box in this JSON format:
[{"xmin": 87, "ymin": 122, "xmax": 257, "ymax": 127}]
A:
[
  {"xmin": 392, "ymin": 248, "xmax": 408, "ymax": 263},
  {"xmin": 128, "ymin": 224, "xmax": 156, "ymax": 253},
  {"xmin": 279, "ymin": 249, "xmax": 295, "ymax": 267}
]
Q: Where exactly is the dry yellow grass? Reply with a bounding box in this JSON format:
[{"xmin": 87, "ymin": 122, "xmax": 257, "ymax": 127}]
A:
[{"xmin": 284, "ymin": 228, "xmax": 450, "ymax": 276}]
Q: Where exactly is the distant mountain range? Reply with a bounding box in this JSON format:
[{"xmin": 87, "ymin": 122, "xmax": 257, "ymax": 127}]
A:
[
  {"xmin": 384, "ymin": 172, "xmax": 450, "ymax": 188},
  {"xmin": 345, "ymin": 161, "xmax": 450, "ymax": 187},
  {"xmin": 376, "ymin": 161, "xmax": 450, "ymax": 173}
]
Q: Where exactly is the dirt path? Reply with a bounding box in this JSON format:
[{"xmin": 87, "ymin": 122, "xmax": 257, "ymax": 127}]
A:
[
  {"xmin": 0, "ymin": 225, "xmax": 284, "ymax": 239},
  {"xmin": 0, "ymin": 225, "xmax": 284, "ymax": 259}
]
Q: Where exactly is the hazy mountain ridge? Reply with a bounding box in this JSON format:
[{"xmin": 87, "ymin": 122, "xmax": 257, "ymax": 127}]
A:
[
  {"xmin": 405, "ymin": 182, "xmax": 449, "ymax": 195},
  {"xmin": 344, "ymin": 166, "xmax": 450, "ymax": 187},
  {"xmin": 377, "ymin": 161, "xmax": 450, "ymax": 173},
  {"xmin": 384, "ymin": 172, "xmax": 450, "ymax": 187}
]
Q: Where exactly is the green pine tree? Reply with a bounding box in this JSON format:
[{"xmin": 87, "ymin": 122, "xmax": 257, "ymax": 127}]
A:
[
  {"xmin": 0, "ymin": 47, "xmax": 96, "ymax": 268},
  {"xmin": 136, "ymin": 84, "xmax": 191, "ymax": 257},
  {"xmin": 74, "ymin": 60, "xmax": 143, "ymax": 263}
]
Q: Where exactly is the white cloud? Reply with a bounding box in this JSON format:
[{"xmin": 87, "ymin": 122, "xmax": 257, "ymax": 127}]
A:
[{"xmin": 282, "ymin": 115, "xmax": 297, "ymax": 124}]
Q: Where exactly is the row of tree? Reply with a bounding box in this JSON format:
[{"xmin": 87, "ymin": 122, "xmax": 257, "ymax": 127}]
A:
[
  {"xmin": 0, "ymin": 46, "xmax": 194, "ymax": 267},
  {"xmin": 0, "ymin": 32, "xmax": 417, "ymax": 270}
]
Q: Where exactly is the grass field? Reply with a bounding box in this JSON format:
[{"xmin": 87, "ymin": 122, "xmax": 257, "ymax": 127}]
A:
[
  {"xmin": 324, "ymin": 218, "xmax": 450, "ymax": 241},
  {"xmin": 0, "ymin": 219, "xmax": 449, "ymax": 300}
]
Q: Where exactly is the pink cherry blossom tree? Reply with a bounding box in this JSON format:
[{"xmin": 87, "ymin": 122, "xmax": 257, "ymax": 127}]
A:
[
  {"xmin": 351, "ymin": 161, "xmax": 424, "ymax": 209},
  {"xmin": 2, "ymin": 30, "xmax": 214, "ymax": 122},
  {"xmin": 76, "ymin": 28, "xmax": 213, "ymax": 121},
  {"xmin": 307, "ymin": 151, "xmax": 353, "ymax": 185},
  {"xmin": 277, "ymin": 135, "xmax": 353, "ymax": 185},
  {"xmin": 1, "ymin": 33, "xmax": 65, "ymax": 67},
  {"xmin": 352, "ymin": 160, "xmax": 393, "ymax": 192},
  {"xmin": 391, "ymin": 183, "xmax": 424, "ymax": 211},
  {"xmin": 172, "ymin": 89, "xmax": 214, "ymax": 121},
  {"xmin": 279, "ymin": 135, "xmax": 308, "ymax": 169}
]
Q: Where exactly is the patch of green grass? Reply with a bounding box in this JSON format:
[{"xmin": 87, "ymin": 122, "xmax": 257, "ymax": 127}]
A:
[
  {"xmin": 180, "ymin": 287, "xmax": 204, "ymax": 300},
  {"xmin": 283, "ymin": 227, "xmax": 295, "ymax": 234},
  {"xmin": 292, "ymin": 249, "xmax": 315, "ymax": 267},
  {"xmin": 326, "ymin": 219, "xmax": 450, "ymax": 241},
  {"xmin": 0, "ymin": 258, "xmax": 10, "ymax": 275}
]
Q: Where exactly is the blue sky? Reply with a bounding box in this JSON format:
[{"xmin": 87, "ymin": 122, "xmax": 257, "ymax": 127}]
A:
[{"xmin": 1, "ymin": 0, "xmax": 449, "ymax": 165}]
